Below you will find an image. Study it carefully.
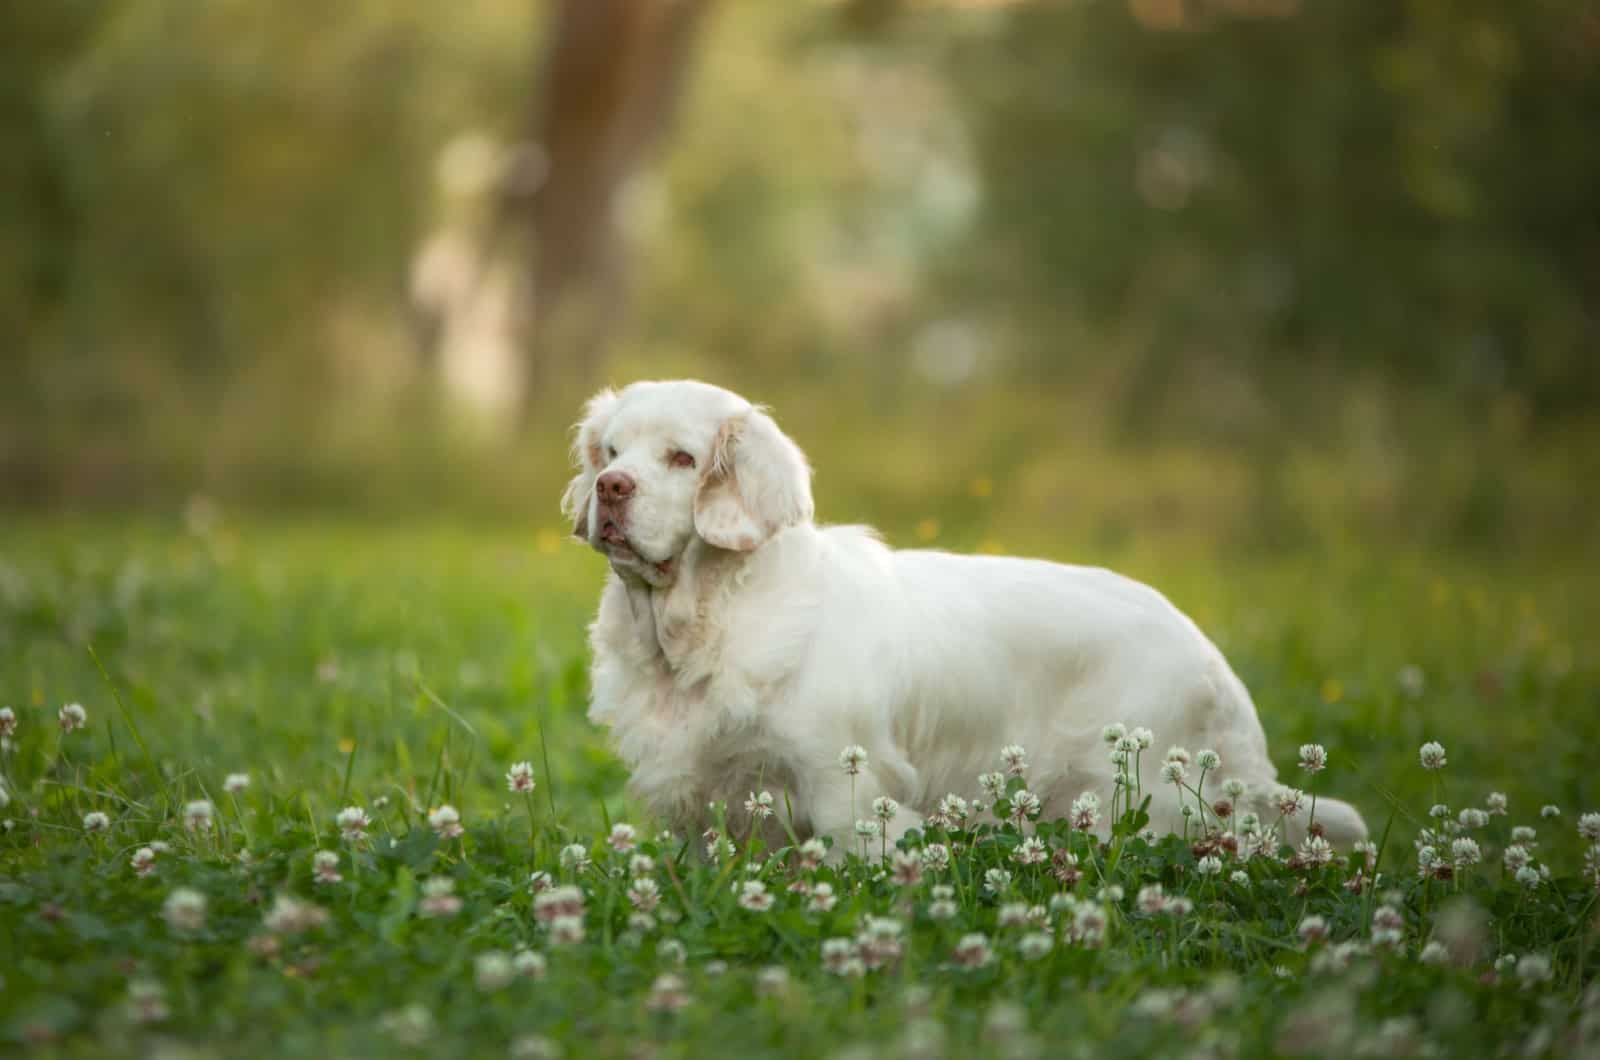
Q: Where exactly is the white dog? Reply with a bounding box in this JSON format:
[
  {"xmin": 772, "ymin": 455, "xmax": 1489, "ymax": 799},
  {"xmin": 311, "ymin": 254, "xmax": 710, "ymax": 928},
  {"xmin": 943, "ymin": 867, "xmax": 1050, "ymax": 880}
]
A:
[{"xmin": 565, "ymin": 380, "xmax": 1366, "ymax": 855}]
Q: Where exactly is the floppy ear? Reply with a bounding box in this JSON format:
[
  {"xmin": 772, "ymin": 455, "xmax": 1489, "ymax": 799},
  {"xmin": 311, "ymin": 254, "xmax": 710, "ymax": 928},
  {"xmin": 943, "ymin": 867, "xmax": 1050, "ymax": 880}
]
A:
[
  {"xmin": 560, "ymin": 388, "xmax": 619, "ymax": 538},
  {"xmin": 693, "ymin": 407, "xmax": 814, "ymax": 551}
]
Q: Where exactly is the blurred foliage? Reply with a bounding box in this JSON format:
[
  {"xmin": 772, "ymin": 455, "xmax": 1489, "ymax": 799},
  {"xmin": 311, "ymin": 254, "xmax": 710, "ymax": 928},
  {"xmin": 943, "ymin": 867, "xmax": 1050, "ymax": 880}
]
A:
[{"xmin": 1, "ymin": 0, "xmax": 1595, "ymax": 555}]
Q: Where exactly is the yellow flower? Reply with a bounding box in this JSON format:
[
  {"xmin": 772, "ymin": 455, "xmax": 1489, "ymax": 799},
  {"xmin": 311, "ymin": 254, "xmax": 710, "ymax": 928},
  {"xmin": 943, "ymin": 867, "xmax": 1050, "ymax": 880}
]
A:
[
  {"xmin": 915, "ymin": 519, "xmax": 940, "ymax": 542},
  {"xmin": 337, "ymin": 738, "xmax": 356, "ymax": 755}
]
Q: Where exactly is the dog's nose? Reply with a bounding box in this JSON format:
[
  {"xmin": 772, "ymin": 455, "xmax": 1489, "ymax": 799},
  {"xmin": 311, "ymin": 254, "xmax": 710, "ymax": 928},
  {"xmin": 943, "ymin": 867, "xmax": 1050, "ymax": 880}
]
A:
[{"xmin": 596, "ymin": 470, "xmax": 636, "ymax": 502}]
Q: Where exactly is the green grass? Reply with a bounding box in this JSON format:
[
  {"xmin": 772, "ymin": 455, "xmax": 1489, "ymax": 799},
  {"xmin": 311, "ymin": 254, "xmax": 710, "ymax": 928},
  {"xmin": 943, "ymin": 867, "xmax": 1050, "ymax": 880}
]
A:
[{"xmin": 1, "ymin": 516, "xmax": 1597, "ymax": 1057}]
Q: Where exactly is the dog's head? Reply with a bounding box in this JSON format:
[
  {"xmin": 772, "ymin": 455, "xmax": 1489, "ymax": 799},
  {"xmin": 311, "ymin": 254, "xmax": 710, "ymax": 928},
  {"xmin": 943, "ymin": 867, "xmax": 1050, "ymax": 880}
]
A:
[{"xmin": 561, "ymin": 381, "xmax": 814, "ymax": 586}]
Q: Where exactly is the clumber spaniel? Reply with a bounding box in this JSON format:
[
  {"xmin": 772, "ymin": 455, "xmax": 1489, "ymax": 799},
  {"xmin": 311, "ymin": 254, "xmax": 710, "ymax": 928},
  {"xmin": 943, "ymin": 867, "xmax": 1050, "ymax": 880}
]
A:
[{"xmin": 565, "ymin": 380, "xmax": 1366, "ymax": 856}]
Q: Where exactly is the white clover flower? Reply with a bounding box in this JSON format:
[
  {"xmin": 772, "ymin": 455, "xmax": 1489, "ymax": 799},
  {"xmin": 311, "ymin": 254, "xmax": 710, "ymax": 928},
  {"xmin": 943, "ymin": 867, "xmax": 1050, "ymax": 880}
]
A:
[
  {"xmin": 162, "ymin": 887, "xmax": 207, "ymax": 932},
  {"xmin": 928, "ymin": 897, "xmax": 958, "ymax": 920},
  {"xmin": 1484, "ymin": 792, "xmax": 1507, "ymax": 816},
  {"xmin": 420, "ymin": 876, "xmax": 462, "ymax": 918},
  {"xmin": 1297, "ymin": 915, "xmax": 1329, "ymax": 944},
  {"xmin": 951, "ymin": 933, "xmax": 993, "ymax": 969},
  {"xmin": 548, "ymin": 915, "xmax": 584, "ymax": 945},
  {"xmin": 1428, "ymin": 803, "xmax": 1451, "ymax": 820},
  {"xmin": 737, "ymin": 879, "xmax": 774, "ymax": 912},
  {"xmin": 627, "ymin": 877, "xmax": 661, "ymax": 913},
  {"xmin": 1000, "ymin": 744, "xmax": 1028, "ymax": 776},
  {"xmin": 1516, "ymin": 953, "xmax": 1553, "ymax": 987},
  {"xmin": 646, "ymin": 973, "xmax": 691, "ymax": 1012},
  {"xmin": 82, "ymin": 810, "xmax": 110, "ymax": 833},
  {"xmin": 474, "ymin": 951, "xmax": 515, "ymax": 992},
  {"xmin": 1540, "ymin": 804, "xmax": 1561, "ymax": 819},
  {"xmin": 890, "ymin": 849, "xmax": 923, "ymax": 886},
  {"xmin": 0, "ymin": 707, "xmax": 15, "ymax": 737},
  {"xmin": 1515, "ymin": 865, "xmax": 1542, "ymax": 889},
  {"xmin": 984, "ymin": 868, "xmax": 1012, "ymax": 894},
  {"xmin": 1018, "ymin": 931, "xmax": 1053, "ymax": 960},
  {"xmin": 755, "ymin": 965, "xmax": 789, "ymax": 997},
  {"xmin": 854, "ymin": 819, "xmax": 880, "ymax": 841},
  {"xmin": 428, "ymin": 804, "xmax": 463, "ymax": 840},
  {"xmin": 1068, "ymin": 791, "xmax": 1101, "ymax": 833},
  {"xmin": 1197, "ymin": 855, "xmax": 1223, "ymax": 877},
  {"xmin": 58, "ymin": 703, "xmax": 88, "ymax": 732},
  {"xmin": 628, "ymin": 854, "xmax": 656, "ymax": 878},
  {"xmin": 183, "ymin": 799, "xmax": 215, "ymax": 832},
  {"xmin": 1222, "ymin": 778, "xmax": 1247, "ymax": 799},
  {"xmin": 1131, "ymin": 727, "xmax": 1154, "ymax": 749},
  {"xmin": 997, "ymin": 902, "xmax": 1030, "ymax": 928},
  {"xmin": 1229, "ymin": 870, "xmax": 1250, "ymax": 887},
  {"xmin": 920, "ymin": 843, "xmax": 951, "ymax": 872},
  {"xmin": 1510, "ymin": 825, "xmax": 1536, "ymax": 845},
  {"xmin": 743, "ymin": 790, "xmax": 775, "ymax": 820},
  {"xmin": 978, "ymin": 772, "xmax": 1007, "ymax": 800},
  {"xmin": 1164, "ymin": 896, "xmax": 1194, "ymax": 917},
  {"xmin": 556, "ymin": 844, "xmax": 590, "ymax": 873},
  {"xmin": 1450, "ymin": 837, "xmax": 1482, "ymax": 868},
  {"xmin": 1502, "ymin": 844, "xmax": 1531, "ymax": 873},
  {"xmin": 223, "ymin": 773, "xmax": 250, "ymax": 794},
  {"xmin": 1101, "ymin": 724, "xmax": 1127, "ymax": 745},
  {"xmin": 928, "ymin": 793, "xmax": 969, "ymax": 830},
  {"xmin": 1578, "ymin": 812, "xmax": 1600, "ymax": 843},
  {"xmin": 1274, "ymin": 787, "xmax": 1306, "ymax": 818},
  {"xmin": 1137, "ymin": 883, "xmax": 1167, "ymax": 915},
  {"xmin": 1160, "ymin": 760, "xmax": 1187, "ymax": 785},
  {"xmin": 312, "ymin": 850, "xmax": 341, "ymax": 884},
  {"xmin": 263, "ymin": 895, "xmax": 329, "ymax": 935},
  {"xmin": 527, "ymin": 870, "xmax": 554, "ymax": 894},
  {"xmin": 1297, "ymin": 744, "xmax": 1326, "ymax": 773},
  {"xmin": 838, "ymin": 745, "xmax": 869, "ymax": 776},
  {"xmin": 608, "ymin": 823, "xmax": 637, "ymax": 853},
  {"xmin": 872, "ymin": 795, "xmax": 899, "ymax": 822},
  {"xmin": 131, "ymin": 846, "xmax": 157, "ymax": 878},
  {"xmin": 1009, "ymin": 789, "xmax": 1042, "ymax": 822},
  {"xmin": 125, "ymin": 979, "xmax": 169, "ymax": 1024},
  {"xmin": 1165, "ymin": 746, "xmax": 1192, "ymax": 766},
  {"xmin": 1418, "ymin": 741, "xmax": 1447, "ymax": 770},
  {"xmin": 505, "ymin": 761, "xmax": 536, "ymax": 794},
  {"xmin": 1298, "ymin": 835, "xmax": 1334, "ymax": 868},
  {"xmin": 513, "ymin": 948, "xmax": 548, "ymax": 981},
  {"xmin": 379, "ymin": 1004, "xmax": 434, "ymax": 1046},
  {"xmin": 808, "ymin": 881, "xmax": 838, "ymax": 912},
  {"xmin": 336, "ymin": 805, "xmax": 371, "ymax": 842},
  {"xmin": 797, "ymin": 837, "xmax": 827, "ymax": 870},
  {"xmin": 1196, "ymin": 749, "xmax": 1222, "ymax": 771},
  {"xmin": 820, "ymin": 938, "xmax": 862, "ymax": 976},
  {"xmin": 1013, "ymin": 837, "xmax": 1048, "ymax": 866},
  {"xmin": 1458, "ymin": 808, "xmax": 1489, "ymax": 830}
]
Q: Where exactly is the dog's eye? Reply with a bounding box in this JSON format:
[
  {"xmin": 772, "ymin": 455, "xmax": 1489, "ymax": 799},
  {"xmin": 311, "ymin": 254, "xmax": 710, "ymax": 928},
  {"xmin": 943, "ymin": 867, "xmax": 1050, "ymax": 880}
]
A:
[
  {"xmin": 669, "ymin": 450, "xmax": 696, "ymax": 470},
  {"xmin": 606, "ymin": 445, "xmax": 617, "ymax": 462}
]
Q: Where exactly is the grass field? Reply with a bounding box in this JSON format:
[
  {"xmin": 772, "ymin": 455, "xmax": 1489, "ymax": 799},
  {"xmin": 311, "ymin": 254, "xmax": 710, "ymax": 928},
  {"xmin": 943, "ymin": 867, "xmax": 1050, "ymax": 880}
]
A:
[{"xmin": 2, "ymin": 516, "xmax": 1597, "ymax": 1057}]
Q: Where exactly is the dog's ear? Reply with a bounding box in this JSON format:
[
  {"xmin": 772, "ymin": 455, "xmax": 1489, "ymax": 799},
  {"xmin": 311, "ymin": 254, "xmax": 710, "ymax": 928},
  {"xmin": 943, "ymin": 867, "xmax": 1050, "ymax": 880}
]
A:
[
  {"xmin": 560, "ymin": 388, "xmax": 619, "ymax": 538},
  {"xmin": 693, "ymin": 407, "xmax": 814, "ymax": 551}
]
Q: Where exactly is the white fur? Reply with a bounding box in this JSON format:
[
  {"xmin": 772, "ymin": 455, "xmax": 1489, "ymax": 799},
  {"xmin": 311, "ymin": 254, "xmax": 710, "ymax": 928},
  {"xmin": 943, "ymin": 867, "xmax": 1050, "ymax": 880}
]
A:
[{"xmin": 567, "ymin": 380, "xmax": 1367, "ymax": 854}]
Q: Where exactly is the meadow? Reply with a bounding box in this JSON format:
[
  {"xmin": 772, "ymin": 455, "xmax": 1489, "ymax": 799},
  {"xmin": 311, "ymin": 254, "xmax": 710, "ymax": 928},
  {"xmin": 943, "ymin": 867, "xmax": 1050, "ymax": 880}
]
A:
[{"xmin": 2, "ymin": 515, "xmax": 1597, "ymax": 1058}]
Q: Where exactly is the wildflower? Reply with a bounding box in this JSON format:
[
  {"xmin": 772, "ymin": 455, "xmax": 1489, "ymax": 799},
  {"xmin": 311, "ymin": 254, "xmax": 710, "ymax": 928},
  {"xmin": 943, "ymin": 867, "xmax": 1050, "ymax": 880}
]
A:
[
  {"xmin": 533, "ymin": 885, "xmax": 585, "ymax": 923},
  {"xmin": 263, "ymin": 894, "xmax": 328, "ymax": 935},
  {"xmin": 1516, "ymin": 953, "xmax": 1553, "ymax": 987},
  {"xmin": 928, "ymin": 894, "xmax": 958, "ymax": 920},
  {"xmin": 1137, "ymin": 883, "xmax": 1167, "ymax": 915},
  {"xmin": 1418, "ymin": 741, "xmax": 1447, "ymax": 770},
  {"xmin": 737, "ymin": 880, "xmax": 775, "ymax": 912},
  {"xmin": 223, "ymin": 773, "xmax": 250, "ymax": 794},
  {"xmin": 379, "ymin": 1003, "xmax": 434, "ymax": 1047},
  {"xmin": 927, "ymin": 793, "xmax": 969, "ymax": 830},
  {"xmin": 1009, "ymin": 790, "xmax": 1041, "ymax": 822},
  {"xmin": 1069, "ymin": 791, "xmax": 1101, "ymax": 832},
  {"xmin": 821, "ymin": 938, "xmax": 863, "ymax": 976},
  {"xmin": 549, "ymin": 915, "xmax": 584, "ymax": 945},
  {"xmin": 1586, "ymin": 845, "xmax": 1600, "ymax": 884},
  {"xmin": 1000, "ymin": 744, "xmax": 1028, "ymax": 776},
  {"xmin": 890, "ymin": 849, "xmax": 923, "ymax": 886},
  {"xmin": 475, "ymin": 951, "xmax": 515, "ymax": 991},
  {"xmin": 419, "ymin": 876, "xmax": 462, "ymax": 918},
  {"xmin": 1458, "ymin": 808, "xmax": 1488, "ymax": 830},
  {"xmin": 808, "ymin": 882, "xmax": 838, "ymax": 912},
  {"xmin": 1274, "ymin": 787, "xmax": 1306, "ymax": 818},
  {"xmin": 162, "ymin": 888, "xmax": 207, "ymax": 932},
  {"xmin": 1540, "ymin": 804, "xmax": 1561, "ymax": 819},
  {"xmin": 1052, "ymin": 849, "xmax": 1083, "ymax": 886},
  {"xmin": 528, "ymin": 870, "xmax": 554, "ymax": 893},
  {"xmin": 0, "ymin": 707, "xmax": 14, "ymax": 737},
  {"xmin": 1164, "ymin": 896, "xmax": 1193, "ymax": 917},
  {"xmin": 1297, "ymin": 915, "xmax": 1329, "ymax": 945},
  {"xmin": 559, "ymin": 843, "xmax": 591, "ymax": 872},
  {"xmin": 755, "ymin": 965, "xmax": 790, "ymax": 998},
  {"xmin": 1102, "ymin": 724, "xmax": 1127, "ymax": 745},
  {"xmin": 1006, "ymin": 837, "xmax": 1046, "ymax": 868},
  {"xmin": 1579, "ymin": 813, "xmax": 1600, "ymax": 843},
  {"xmin": 854, "ymin": 819, "xmax": 880, "ymax": 843},
  {"xmin": 951, "ymin": 933, "xmax": 994, "ymax": 969},
  {"xmin": 623, "ymin": 854, "xmax": 654, "ymax": 879},
  {"xmin": 797, "ymin": 837, "xmax": 827, "ymax": 870},
  {"xmin": 872, "ymin": 795, "xmax": 899, "ymax": 823},
  {"xmin": 58, "ymin": 703, "xmax": 88, "ymax": 732},
  {"xmin": 1428, "ymin": 804, "xmax": 1451, "ymax": 821},
  {"xmin": 506, "ymin": 762, "xmax": 536, "ymax": 793},
  {"xmin": 920, "ymin": 843, "xmax": 951, "ymax": 873},
  {"xmin": 82, "ymin": 811, "xmax": 110, "ymax": 833},
  {"xmin": 1418, "ymin": 940, "xmax": 1449, "ymax": 964},
  {"xmin": 184, "ymin": 800, "xmax": 215, "ymax": 832},
  {"xmin": 839, "ymin": 745, "xmax": 869, "ymax": 776},
  {"xmin": 1298, "ymin": 835, "xmax": 1334, "ymax": 869},
  {"xmin": 1515, "ymin": 865, "xmax": 1542, "ymax": 889},
  {"xmin": 979, "ymin": 772, "xmax": 1007, "ymax": 800},
  {"xmin": 1223, "ymin": 778, "xmax": 1247, "ymax": 799},
  {"xmin": 657, "ymin": 939, "xmax": 686, "ymax": 966},
  {"xmin": 1160, "ymin": 760, "xmax": 1187, "ymax": 785},
  {"xmin": 1165, "ymin": 745, "xmax": 1191, "ymax": 766},
  {"xmin": 1229, "ymin": 870, "xmax": 1250, "ymax": 887},
  {"xmin": 131, "ymin": 846, "xmax": 157, "ymax": 878},
  {"xmin": 984, "ymin": 868, "xmax": 1012, "ymax": 894},
  {"xmin": 312, "ymin": 850, "xmax": 341, "ymax": 884},
  {"xmin": 1019, "ymin": 931, "xmax": 1053, "ymax": 960},
  {"xmin": 1511, "ymin": 825, "xmax": 1537, "ymax": 845},
  {"xmin": 997, "ymin": 901, "xmax": 1030, "ymax": 928},
  {"xmin": 336, "ymin": 806, "xmax": 370, "ymax": 841},
  {"xmin": 857, "ymin": 916, "xmax": 905, "ymax": 969},
  {"xmin": 1297, "ymin": 744, "xmax": 1326, "ymax": 773},
  {"xmin": 125, "ymin": 979, "xmax": 169, "ymax": 1024},
  {"xmin": 1450, "ymin": 837, "xmax": 1482, "ymax": 869},
  {"xmin": 607, "ymin": 823, "xmax": 637, "ymax": 853},
  {"xmin": 1070, "ymin": 902, "xmax": 1109, "ymax": 946},
  {"xmin": 513, "ymin": 949, "xmax": 548, "ymax": 980},
  {"xmin": 1197, "ymin": 749, "xmax": 1221, "ymax": 771},
  {"xmin": 646, "ymin": 973, "xmax": 691, "ymax": 1012},
  {"xmin": 1484, "ymin": 792, "xmax": 1507, "ymax": 816},
  {"xmin": 744, "ymin": 790, "xmax": 775, "ymax": 820},
  {"xmin": 1197, "ymin": 855, "xmax": 1223, "ymax": 877},
  {"xmin": 427, "ymin": 804, "xmax": 463, "ymax": 840}
]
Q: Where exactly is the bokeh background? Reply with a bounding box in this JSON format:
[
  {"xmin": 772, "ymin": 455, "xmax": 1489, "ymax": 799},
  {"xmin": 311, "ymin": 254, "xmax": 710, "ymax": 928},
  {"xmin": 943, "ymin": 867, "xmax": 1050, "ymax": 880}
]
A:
[{"xmin": 5, "ymin": 0, "xmax": 1597, "ymax": 558}]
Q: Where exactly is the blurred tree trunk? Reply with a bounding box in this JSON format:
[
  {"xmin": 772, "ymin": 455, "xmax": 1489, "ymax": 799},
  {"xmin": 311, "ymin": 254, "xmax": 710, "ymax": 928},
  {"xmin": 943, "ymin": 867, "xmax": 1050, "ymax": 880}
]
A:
[{"xmin": 518, "ymin": 0, "xmax": 710, "ymax": 422}]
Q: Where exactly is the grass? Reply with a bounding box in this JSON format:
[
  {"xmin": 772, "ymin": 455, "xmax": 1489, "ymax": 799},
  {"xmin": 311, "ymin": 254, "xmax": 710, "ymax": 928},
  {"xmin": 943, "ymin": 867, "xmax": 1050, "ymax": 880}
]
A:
[{"xmin": 1, "ymin": 515, "xmax": 1597, "ymax": 1057}]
